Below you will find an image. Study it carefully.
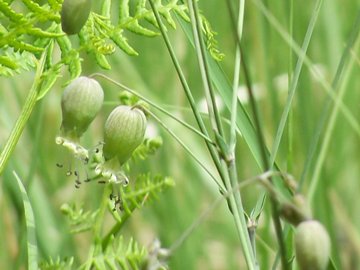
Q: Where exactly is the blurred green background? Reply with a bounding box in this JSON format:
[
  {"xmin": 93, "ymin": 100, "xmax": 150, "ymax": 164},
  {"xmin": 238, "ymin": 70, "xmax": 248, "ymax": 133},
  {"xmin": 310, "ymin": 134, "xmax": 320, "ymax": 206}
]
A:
[{"xmin": 0, "ymin": 0, "xmax": 359, "ymax": 269}]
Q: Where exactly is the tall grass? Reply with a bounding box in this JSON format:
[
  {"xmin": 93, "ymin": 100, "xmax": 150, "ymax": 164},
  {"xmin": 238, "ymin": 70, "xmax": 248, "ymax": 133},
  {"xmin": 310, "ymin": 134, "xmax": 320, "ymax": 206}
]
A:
[{"xmin": 0, "ymin": 0, "xmax": 359, "ymax": 269}]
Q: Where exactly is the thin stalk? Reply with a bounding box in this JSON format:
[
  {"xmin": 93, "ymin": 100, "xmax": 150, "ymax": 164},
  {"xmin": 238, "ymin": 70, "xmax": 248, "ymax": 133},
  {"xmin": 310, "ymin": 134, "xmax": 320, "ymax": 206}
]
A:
[
  {"xmin": 230, "ymin": 0, "xmax": 246, "ymax": 148},
  {"xmin": 225, "ymin": 1, "xmax": 289, "ymax": 269},
  {"xmin": 269, "ymin": 0, "xmax": 324, "ymax": 168},
  {"xmin": 252, "ymin": 0, "xmax": 360, "ymax": 138},
  {"xmin": 168, "ymin": 171, "xmax": 279, "ymax": 257},
  {"xmin": 188, "ymin": 0, "xmax": 224, "ymax": 136},
  {"xmin": 300, "ymin": 10, "xmax": 360, "ymax": 190},
  {"xmin": 91, "ymin": 73, "xmax": 214, "ymax": 145},
  {"xmin": 0, "ymin": 52, "xmax": 46, "ymax": 176},
  {"xmin": 146, "ymin": 109, "xmax": 224, "ymax": 190},
  {"xmin": 222, "ymin": 160, "xmax": 256, "ymax": 269},
  {"xmin": 82, "ymin": 185, "xmax": 113, "ymax": 270},
  {"xmin": 308, "ymin": 35, "xmax": 359, "ymax": 203},
  {"xmin": 189, "ymin": 0, "xmax": 257, "ymax": 268},
  {"xmin": 151, "ymin": 1, "xmax": 256, "ymax": 268},
  {"xmin": 148, "ymin": 0, "xmax": 227, "ymax": 184},
  {"xmin": 287, "ymin": 0, "xmax": 294, "ymax": 172},
  {"xmin": 93, "ymin": 184, "xmax": 112, "ymax": 242}
]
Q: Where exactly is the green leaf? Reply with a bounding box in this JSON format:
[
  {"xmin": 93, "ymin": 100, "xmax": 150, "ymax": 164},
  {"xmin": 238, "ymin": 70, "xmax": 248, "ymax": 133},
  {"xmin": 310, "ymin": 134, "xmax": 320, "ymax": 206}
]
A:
[{"xmin": 13, "ymin": 171, "xmax": 38, "ymax": 270}]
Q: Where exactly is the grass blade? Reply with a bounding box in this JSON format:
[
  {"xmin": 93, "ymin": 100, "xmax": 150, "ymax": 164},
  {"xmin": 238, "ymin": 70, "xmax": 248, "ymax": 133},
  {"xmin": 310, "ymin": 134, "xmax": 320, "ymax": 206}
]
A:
[{"xmin": 13, "ymin": 171, "xmax": 38, "ymax": 270}]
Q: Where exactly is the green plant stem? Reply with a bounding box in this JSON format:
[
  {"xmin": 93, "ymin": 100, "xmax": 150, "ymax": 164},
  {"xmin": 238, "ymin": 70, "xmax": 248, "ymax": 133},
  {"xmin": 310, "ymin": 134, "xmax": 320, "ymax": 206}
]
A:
[
  {"xmin": 150, "ymin": 2, "xmax": 258, "ymax": 268},
  {"xmin": 269, "ymin": 0, "xmax": 323, "ymax": 168},
  {"xmin": 226, "ymin": 159, "xmax": 257, "ymax": 269},
  {"xmin": 0, "ymin": 53, "xmax": 46, "ymax": 177},
  {"xmin": 188, "ymin": 0, "xmax": 224, "ymax": 136},
  {"xmin": 287, "ymin": 0, "xmax": 294, "ymax": 172},
  {"xmin": 300, "ymin": 10, "xmax": 360, "ymax": 190},
  {"xmin": 102, "ymin": 212, "xmax": 131, "ymax": 250},
  {"xmin": 87, "ymin": 185, "xmax": 112, "ymax": 266},
  {"xmin": 308, "ymin": 30, "xmax": 360, "ymax": 203},
  {"xmin": 93, "ymin": 184, "xmax": 112, "ymax": 243},
  {"xmin": 91, "ymin": 73, "xmax": 214, "ymax": 145},
  {"xmin": 146, "ymin": 109, "xmax": 224, "ymax": 190},
  {"xmin": 230, "ymin": 0, "xmax": 245, "ymax": 148},
  {"xmin": 148, "ymin": 0, "xmax": 227, "ymax": 183},
  {"xmin": 189, "ymin": 0, "xmax": 257, "ymax": 268},
  {"xmin": 252, "ymin": 0, "xmax": 360, "ymax": 138},
  {"xmin": 225, "ymin": 1, "xmax": 289, "ymax": 269}
]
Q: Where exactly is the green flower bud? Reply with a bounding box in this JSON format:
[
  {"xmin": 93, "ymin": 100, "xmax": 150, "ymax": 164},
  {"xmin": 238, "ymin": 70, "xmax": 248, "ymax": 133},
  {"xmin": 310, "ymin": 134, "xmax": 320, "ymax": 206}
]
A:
[
  {"xmin": 280, "ymin": 194, "xmax": 312, "ymax": 226},
  {"xmin": 61, "ymin": 76, "xmax": 104, "ymax": 140},
  {"xmin": 61, "ymin": 0, "xmax": 91, "ymax": 35},
  {"xmin": 103, "ymin": 105, "xmax": 147, "ymax": 164},
  {"xmin": 295, "ymin": 220, "xmax": 331, "ymax": 270}
]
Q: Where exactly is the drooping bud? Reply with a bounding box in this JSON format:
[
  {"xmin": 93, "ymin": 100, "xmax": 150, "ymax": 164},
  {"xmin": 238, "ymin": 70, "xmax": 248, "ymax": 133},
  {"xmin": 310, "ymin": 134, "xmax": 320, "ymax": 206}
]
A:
[
  {"xmin": 61, "ymin": 0, "xmax": 91, "ymax": 35},
  {"xmin": 103, "ymin": 105, "xmax": 146, "ymax": 165},
  {"xmin": 60, "ymin": 76, "xmax": 104, "ymax": 140},
  {"xmin": 280, "ymin": 194, "xmax": 312, "ymax": 226},
  {"xmin": 56, "ymin": 76, "xmax": 103, "ymax": 162},
  {"xmin": 295, "ymin": 220, "xmax": 331, "ymax": 270}
]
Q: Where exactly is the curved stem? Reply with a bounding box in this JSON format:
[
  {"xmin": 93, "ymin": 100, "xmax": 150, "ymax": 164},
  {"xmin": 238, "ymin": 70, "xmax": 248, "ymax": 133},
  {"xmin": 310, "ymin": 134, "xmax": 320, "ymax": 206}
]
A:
[
  {"xmin": 145, "ymin": 109, "xmax": 224, "ymax": 190},
  {"xmin": 0, "ymin": 52, "xmax": 47, "ymax": 176},
  {"xmin": 188, "ymin": 0, "xmax": 224, "ymax": 136},
  {"xmin": 91, "ymin": 73, "xmax": 214, "ymax": 145},
  {"xmin": 148, "ymin": 0, "xmax": 227, "ymax": 184},
  {"xmin": 226, "ymin": 1, "xmax": 289, "ymax": 269}
]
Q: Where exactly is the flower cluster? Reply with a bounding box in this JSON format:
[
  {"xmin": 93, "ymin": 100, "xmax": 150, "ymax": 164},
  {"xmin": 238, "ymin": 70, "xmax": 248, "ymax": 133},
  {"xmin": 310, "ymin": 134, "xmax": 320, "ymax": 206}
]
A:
[{"xmin": 56, "ymin": 76, "xmax": 147, "ymax": 192}]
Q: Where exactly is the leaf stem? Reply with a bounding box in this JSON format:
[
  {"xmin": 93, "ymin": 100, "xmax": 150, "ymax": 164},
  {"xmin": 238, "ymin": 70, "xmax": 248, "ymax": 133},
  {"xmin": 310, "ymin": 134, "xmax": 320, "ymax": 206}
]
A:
[
  {"xmin": 0, "ymin": 52, "xmax": 46, "ymax": 176},
  {"xmin": 225, "ymin": 1, "xmax": 289, "ymax": 269},
  {"xmin": 90, "ymin": 73, "xmax": 215, "ymax": 145},
  {"xmin": 148, "ymin": 0, "xmax": 227, "ymax": 183},
  {"xmin": 230, "ymin": 0, "xmax": 245, "ymax": 148},
  {"xmin": 187, "ymin": 0, "xmax": 224, "ymax": 136},
  {"xmin": 145, "ymin": 109, "xmax": 224, "ymax": 190}
]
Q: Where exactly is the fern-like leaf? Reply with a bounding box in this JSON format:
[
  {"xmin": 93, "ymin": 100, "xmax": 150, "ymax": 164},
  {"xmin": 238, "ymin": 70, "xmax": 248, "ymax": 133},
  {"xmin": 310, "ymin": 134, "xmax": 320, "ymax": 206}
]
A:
[
  {"xmin": 39, "ymin": 257, "xmax": 74, "ymax": 270},
  {"xmin": 60, "ymin": 203, "xmax": 99, "ymax": 234},
  {"xmin": 131, "ymin": 137, "xmax": 163, "ymax": 162},
  {"xmin": 0, "ymin": 0, "xmax": 62, "ymax": 76},
  {"xmin": 80, "ymin": 236, "xmax": 147, "ymax": 270},
  {"xmin": 117, "ymin": 174, "xmax": 175, "ymax": 217}
]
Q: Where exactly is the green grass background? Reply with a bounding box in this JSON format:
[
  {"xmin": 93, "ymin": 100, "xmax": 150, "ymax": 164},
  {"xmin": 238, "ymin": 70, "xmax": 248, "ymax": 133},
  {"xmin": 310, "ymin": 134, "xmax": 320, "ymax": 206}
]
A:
[{"xmin": 0, "ymin": 0, "xmax": 359, "ymax": 269}]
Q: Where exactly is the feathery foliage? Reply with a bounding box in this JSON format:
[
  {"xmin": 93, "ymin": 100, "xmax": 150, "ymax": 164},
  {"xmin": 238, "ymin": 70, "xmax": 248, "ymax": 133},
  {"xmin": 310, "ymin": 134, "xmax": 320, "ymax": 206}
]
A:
[
  {"xmin": 80, "ymin": 236, "xmax": 148, "ymax": 270},
  {"xmin": 0, "ymin": 0, "xmax": 222, "ymax": 78}
]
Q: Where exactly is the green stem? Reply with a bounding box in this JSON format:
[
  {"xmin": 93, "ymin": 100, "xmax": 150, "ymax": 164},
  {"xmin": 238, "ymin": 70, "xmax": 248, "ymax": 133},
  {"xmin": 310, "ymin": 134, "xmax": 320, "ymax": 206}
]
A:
[
  {"xmin": 287, "ymin": 0, "xmax": 294, "ymax": 172},
  {"xmin": 93, "ymin": 184, "xmax": 112, "ymax": 243},
  {"xmin": 188, "ymin": 0, "xmax": 224, "ymax": 136},
  {"xmin": 225, "ymin": 1, "xmax": 289, "ymax": 269},
  {"xmin": 91, "ymin": 73, "xmax": 214, "ymax": 145},
  {"xmin": 0, "ymin": 52, "xmax": 47, "ymax": 176},
  {"xmin": 146, "ymin": 109, "xmax": 224, "ymax": 190},
  {"xmin": 148, "ymin": 0, "xmax": 227, "ymax": 183},
  {"xmin": 230, "ymin": 0, "xmax": 246, "ymax": 148},
  {"xmin": 269, "ymin": 0, "xmax": 324, "ymax": 168},
  {"xmin": 226, "ymin": 159, "xmax": 257, "ymax": 269},
  {"xmin": 308, "ymin": 33, "xmax": 359, "ymax": 203}
]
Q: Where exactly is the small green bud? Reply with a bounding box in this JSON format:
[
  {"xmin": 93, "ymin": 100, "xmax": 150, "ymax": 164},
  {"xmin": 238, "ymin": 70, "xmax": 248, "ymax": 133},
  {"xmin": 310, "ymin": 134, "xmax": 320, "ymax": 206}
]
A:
[
  {"xmin": 61, "ymin": 0, "xmax": 91, "ymax": 35},
  {"xmin": 280, "ymin": 194, "xmax": 312, "ymax": 226},
  {"xmin": 61, "ymin": 76, "xmax": 104, "ymax": 140},
  {"xmin": 103, "ymin": 105, "xmax": 147, "ymax": 164},
  {"xmin": 295, "ymin": 220, "xmax": 331, "ymax": 270}
]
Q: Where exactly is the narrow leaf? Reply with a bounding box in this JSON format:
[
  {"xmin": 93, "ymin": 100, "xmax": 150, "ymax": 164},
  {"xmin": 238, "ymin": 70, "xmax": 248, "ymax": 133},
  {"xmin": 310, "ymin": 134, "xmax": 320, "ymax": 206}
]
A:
[{"xmin": 13, "ymin": 171, "xmax": 38, "ymax": 270}]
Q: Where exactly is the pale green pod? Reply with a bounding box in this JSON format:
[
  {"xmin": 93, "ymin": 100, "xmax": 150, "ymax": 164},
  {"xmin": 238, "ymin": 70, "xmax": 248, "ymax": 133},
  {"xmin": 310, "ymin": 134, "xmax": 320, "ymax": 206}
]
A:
[
  {"xmin": 295, "ymin": 220, "xmax": 331, "ymax": 270},
  {"xmin": 103, "ymin": 105, "xmax": 146, "ymax": 164},
  {"xmin": 61, "ymin": 76, "xmax": 104, "ymax": 140},
  {"xmin": 61, "ymin": 0, "xmax": 91, "ymax": 35}
]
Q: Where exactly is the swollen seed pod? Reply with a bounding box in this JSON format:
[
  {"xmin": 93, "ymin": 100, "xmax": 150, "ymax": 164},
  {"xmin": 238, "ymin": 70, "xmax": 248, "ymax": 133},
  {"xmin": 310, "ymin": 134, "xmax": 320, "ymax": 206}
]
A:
[
  {"xmin": 61, "ymin": 0, "xmax": 91, "ymax": 35},
  {"xmin": 295, "ymin": 220, "xmax": 331, "ymax": 270},
  {"xmin": 61, "ymin": 76, "xmax": 104, "ymax": 140},
  {"xmin": 103, "ymin": 105, "xmax": 146, "ymax": 165}
]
